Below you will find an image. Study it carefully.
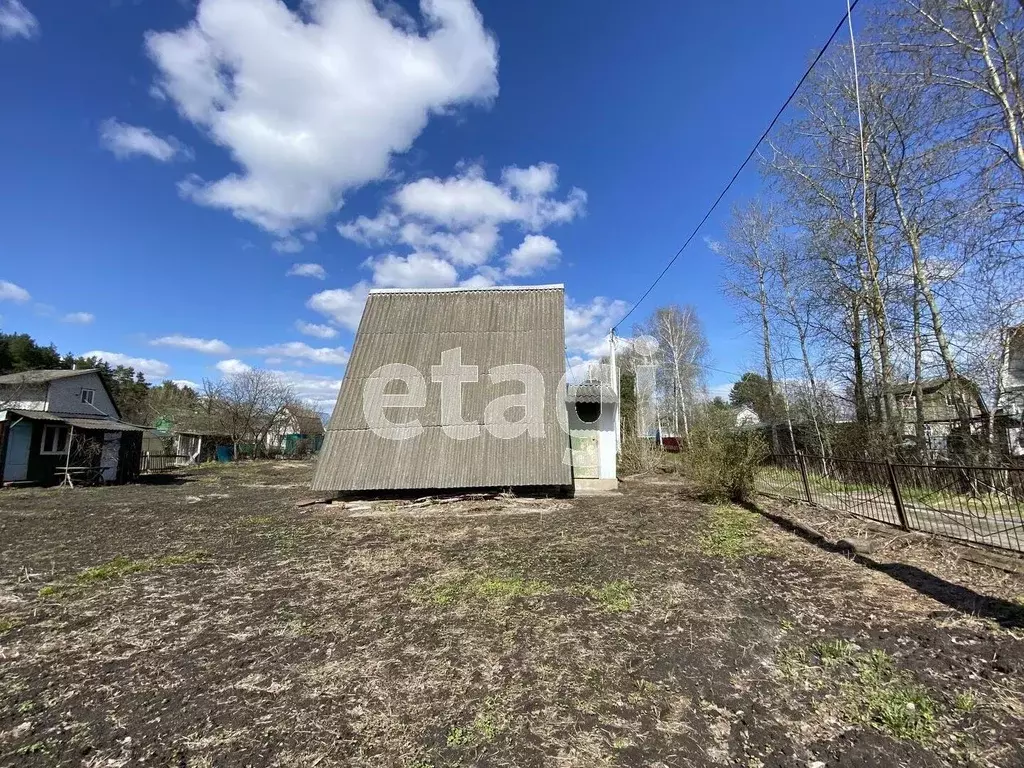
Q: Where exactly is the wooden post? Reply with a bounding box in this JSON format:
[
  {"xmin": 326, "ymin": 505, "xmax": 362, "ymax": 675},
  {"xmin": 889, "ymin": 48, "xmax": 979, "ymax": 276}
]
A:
[
  {"xmin": 886, "ymin": 460, "xmax": 911, "ymax": 531},
  {"xmin": 797, "ymin": 451, "xmax": 814, "ymax": 504}
]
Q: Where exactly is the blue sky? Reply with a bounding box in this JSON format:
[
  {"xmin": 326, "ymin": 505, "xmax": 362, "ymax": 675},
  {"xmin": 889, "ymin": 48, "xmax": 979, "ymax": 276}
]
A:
[{"xmin": 0, "ymin": 0, "xmax": 842, "ymax": 406}]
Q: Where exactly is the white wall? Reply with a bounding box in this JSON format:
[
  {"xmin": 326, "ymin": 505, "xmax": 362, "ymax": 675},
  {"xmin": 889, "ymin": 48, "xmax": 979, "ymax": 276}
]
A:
[
  {"xmin": 46, "ymin": 373, "xmax": 118, "ymax": 417},
  {"xmin": 566, "ymin": 401, "xmax": 618, "ymax": 480}
]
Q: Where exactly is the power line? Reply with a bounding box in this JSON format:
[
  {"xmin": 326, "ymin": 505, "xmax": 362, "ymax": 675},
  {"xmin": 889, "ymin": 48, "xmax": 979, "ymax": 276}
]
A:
[{"xmin": 611, "ymin": 0, "xmax": 862, "ymax": 332}]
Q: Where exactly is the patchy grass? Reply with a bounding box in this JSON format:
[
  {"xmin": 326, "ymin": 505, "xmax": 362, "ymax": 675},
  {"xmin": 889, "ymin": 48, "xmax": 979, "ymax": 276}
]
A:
[
  {"xmin": 777, "ymin": 642, "xmax": 940, "ymax": 743},
  {"xmin": 848, "ymin": 650, "xmax": 938, "ymax": 742},
  {"xmin": 446, "ymin": 698, "xmax": 506, "ymax": 749},
  {"xmin": 0, "ymin": 461, "xmax": 1020, "ymax": 766},
  {"xmin": 37, "ymin": 550, "xmax": 206, "ymax": 598},
  {"xmin": 579, "ymin": 580, "xmax": 635, "ymax": 613},
  {"xmin": 698, "ymin": 504, "xmax": 769, "ymax": 558},
  {"xmin": 238, "ymin": 514, "xmax": 276, "ymax": 526},
  {"xmin": 954, "ymin": 692, "xmax": 977, "ymax": 713},
  {"xmin": 0, "ymin": 615, "xmax": 21, "ymax": 634}
]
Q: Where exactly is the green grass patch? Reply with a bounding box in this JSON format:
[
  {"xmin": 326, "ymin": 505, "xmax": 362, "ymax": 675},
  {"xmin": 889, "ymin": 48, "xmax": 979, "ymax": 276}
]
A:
[
  {"xmin": 0, "ymin": 616, "xmax": 21, "ymax": 634},
  {"xmin": 38, "ymin": 551, "xmax": 207, "ymax": 598},
  {"xmin": 812, "ymin": 638, "xmax": 858, "ymax": 667},
  {"xmin": 778, "ymin": 641, "xmax": 939, "ymax": 743},
  {"xmin": 238, "ymin": 514, "xmax": 276, "ymax": 526},
  {"xmin": 954, "ymin": 692, "xmax": 977, "ymax": 713},
  {"xmin": 445, "ymin": 698, "xmax": 505, "ymax": 748},
  {"xmin": 580, "ymin": 580, "xmax": 635, "ymax": 613},
  {"xmin": 698, "ymin": 504, "xmax": 768, "ymax": 558}
]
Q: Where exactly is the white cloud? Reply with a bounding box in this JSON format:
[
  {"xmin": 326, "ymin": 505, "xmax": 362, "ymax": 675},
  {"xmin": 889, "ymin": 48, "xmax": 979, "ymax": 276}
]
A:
[
  {"xmin": 272, "ymin": 236, "xmax": 304, "ymax": 254},
  {"xmin": 256, "ymin": 341, "xmax": 349, "ymax": 365},
  {"xmin": 287, "ymin": 262, "xmax": 327, "ymax": 280},
  {"xmin": 152, "ymin": 335, "xmax": 231, "ymax": 354},
  {"xmin": 216, "ymin": 358, "xmax": 252, "ymax": 375},
  {"xmin": 564, "ymin": 296, "xmax": 629, "ymax": 358},
  {"xmin": 172, "ymin": 379, "xmax": 198, "ymax": 389},
  {"xmin": 366, "ymin": 252, "xmax": 458, "ymax": 289},
  {"xmin": 338, "ymin": 210, "xmax": 401, "ymax": 245},
  {"xmin": 295, "ymin": 320, "xmax": 337, "ymax": 339},
  {"xmin": 61, "ymin": 312, "xmax": 95, "ymax": 324},
  {"xmin": 459, "ymin": 272, "xmax": 498, "ymax": 289},
  {"xmin": 504, "ymin": 234, "xmax": 560, "ymax": 277},
  {"xmin": 393, "ymin": 162, "xmax": 585, "ymax": 230},
  {"xmin": 146, "ymin": 0, "xmax": 498, "ymax": 233},
  {"xmin": 397, "ymin": 221, "xmax": 499, "ymax": 267},
  {"xmin": 0, "ymin": 0, "xmax": 38, "ymax": 40},
  {"xmin": 307, "ymin": 282, "xmax": 371, "ymax": 331},
  {"xmin": 0, "ymin": 280, "xmax": 30, "ymax": 302},
  {"xmin": 99, "ymin": 119, "xmax": 188, "ymax": 162},
  {"xmin": 82, "ymin": 350, "xmax": 171, "ymax": 379},
  {"xmin": 270, "ymin": 369, "xmax": 342, "ymax": 411}
]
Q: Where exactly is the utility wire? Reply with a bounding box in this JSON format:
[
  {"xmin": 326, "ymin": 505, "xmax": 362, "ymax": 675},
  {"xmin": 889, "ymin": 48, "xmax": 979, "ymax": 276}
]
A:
[{"xmin": 611, "ymin": 0, "xmax": 862, "ymax": 332}]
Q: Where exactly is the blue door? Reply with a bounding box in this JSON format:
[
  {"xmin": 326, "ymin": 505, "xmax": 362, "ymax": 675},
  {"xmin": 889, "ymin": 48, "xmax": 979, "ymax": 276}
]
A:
[{"xmin": 3, "ymin": 421, "xmax": 32, "ymax": 482}]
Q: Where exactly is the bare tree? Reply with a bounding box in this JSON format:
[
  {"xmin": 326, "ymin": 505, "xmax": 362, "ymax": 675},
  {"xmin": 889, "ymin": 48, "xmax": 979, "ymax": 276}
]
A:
[
  {"xmin": 643, "ymin": 305, "xmax": 709, "ymax": 448},
  {"xmin": 210, "ymin": 370, "xmax": 294, "ymax": 459}
]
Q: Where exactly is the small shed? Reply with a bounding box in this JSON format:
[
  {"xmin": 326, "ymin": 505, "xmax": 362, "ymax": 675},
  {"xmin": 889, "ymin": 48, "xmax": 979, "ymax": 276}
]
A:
[{"xmin": 566, "ymin": 381, "xmax": 620, "ymax": 491}]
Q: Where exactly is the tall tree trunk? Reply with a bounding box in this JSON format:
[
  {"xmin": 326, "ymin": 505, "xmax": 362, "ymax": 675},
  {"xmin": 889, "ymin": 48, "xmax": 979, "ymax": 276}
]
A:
[
  {"xmin": 758, "ymin": 275, "xmax": 781, "ymax": 454},
  {"xmin": 913, "ymin": 284, "xmax": 927, "ymax": 460},
  {"xmin": 850, "ymin": 297, "xmax": 870, "ymax": 423}
]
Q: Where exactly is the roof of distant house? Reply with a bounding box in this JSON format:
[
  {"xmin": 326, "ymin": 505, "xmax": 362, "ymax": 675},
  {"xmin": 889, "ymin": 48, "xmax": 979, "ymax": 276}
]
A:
[
  {"xmin": 285, "ymin": 403, "xmax": 325, "ymax": 435},
  {"xmin": 886, "ymin": 376, "xmax": 976, "ymax": 396},
  {"xmin": 0, "ymin": 368, "xmax": 98, "ymax": 385}
]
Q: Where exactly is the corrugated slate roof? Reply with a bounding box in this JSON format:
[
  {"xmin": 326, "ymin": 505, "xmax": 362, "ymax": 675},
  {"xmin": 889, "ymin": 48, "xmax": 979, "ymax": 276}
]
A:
[
  {"xmin": 312, "ymin": 285, "xmax": 572, "ymax": 491},
  {"xmin": 0, "ymin": 369, "xmax": 98, "ymax": 385},
  {"xmin": 4, "ymin": 409, "xmax": 144, "ymax": 431}
]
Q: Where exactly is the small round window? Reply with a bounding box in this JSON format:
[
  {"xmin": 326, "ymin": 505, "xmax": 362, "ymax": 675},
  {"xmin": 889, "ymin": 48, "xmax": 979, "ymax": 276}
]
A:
[{"xmin": 575, "ymin": 401, "xmax": 601, "ymax": 424}]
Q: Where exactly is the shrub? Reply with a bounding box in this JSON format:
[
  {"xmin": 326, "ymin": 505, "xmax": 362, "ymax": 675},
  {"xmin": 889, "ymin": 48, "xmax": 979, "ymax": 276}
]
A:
[
  {"xmin": 685, "ymin": 408, "xmax": 767, "ymax": 502},
  {"xmin": 617, "ymin": 429, "xmax": 662, "ymax": 476}
]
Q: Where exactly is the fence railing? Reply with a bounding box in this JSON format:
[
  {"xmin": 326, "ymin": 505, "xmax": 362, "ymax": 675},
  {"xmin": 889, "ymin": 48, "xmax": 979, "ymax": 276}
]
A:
[
  {"xmin": 140, "ymin": 453, "xmax": 192, "ymax": 472},
  {"xmin": 756, "ymin": 453, "xmax": 1024, "ymax": 553}
]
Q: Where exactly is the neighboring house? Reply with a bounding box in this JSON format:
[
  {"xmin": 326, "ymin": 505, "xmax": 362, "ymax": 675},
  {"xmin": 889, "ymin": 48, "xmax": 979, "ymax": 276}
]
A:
[
  {"xmin": 883, "ymin": 377, "xmax": 988, "ymax": 456},
  {"xmin": 0, "ymin": 369, "xmax": 143, "ymax": 486},
  {"xmin": 735, "ymin": 405, "xmax": 761, "ymax": 429},
  {"xmin": 264, "ymin": 404, "xmax": 325, "ymax": 455},
  {"xmin": 313, "ymin": 285, "xmax": 601, "ymax": 494},
  {"xmin": 998, "ymin": 325, "xmax": 1024, "ymax": 456}
]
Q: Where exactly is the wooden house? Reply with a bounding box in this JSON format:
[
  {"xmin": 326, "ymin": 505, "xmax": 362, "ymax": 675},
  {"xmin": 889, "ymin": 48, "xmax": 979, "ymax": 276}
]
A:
[{"xmin": 0, "ymin": 369, "xmax": 143, "ymax": 486}]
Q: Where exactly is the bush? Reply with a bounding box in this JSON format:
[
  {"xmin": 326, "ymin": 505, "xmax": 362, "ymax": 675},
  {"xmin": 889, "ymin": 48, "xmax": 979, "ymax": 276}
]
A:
[
  {"xmin": 686, "ymin": 409, "xmax": 767, "ymax": 502},
  {"xmin": 617, "ymin": 430, "xmax": 663, "ymax": 475}
]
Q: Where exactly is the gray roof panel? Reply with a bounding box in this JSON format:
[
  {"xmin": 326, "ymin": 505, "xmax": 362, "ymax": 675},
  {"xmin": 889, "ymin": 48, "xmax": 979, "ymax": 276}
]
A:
[{"xmin": 313, "ymin": 286, "xmax": 572, "ymax": 491}]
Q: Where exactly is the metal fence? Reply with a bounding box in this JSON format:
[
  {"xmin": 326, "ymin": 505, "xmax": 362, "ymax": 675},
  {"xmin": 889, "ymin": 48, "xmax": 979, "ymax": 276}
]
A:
[
  {"xmin": 756, "ymin": 453, "xmax": 1024, "ymax": 553},
  {"xmin": 140, "ymin": 453, "xmax": 192, "ymax": 472}
]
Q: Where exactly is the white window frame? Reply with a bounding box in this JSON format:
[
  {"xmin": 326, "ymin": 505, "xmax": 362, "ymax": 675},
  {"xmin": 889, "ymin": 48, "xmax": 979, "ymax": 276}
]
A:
[
  {"xmin": 40, "ymin": 424, "xmax": 70, "ymax": 455},
  {"xmin": 81, "ymin": 388, "xmax": 95, "ymax": 406}
]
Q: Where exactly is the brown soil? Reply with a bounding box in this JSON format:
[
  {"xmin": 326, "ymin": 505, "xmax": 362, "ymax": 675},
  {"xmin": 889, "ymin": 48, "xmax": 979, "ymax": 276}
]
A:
[{"xmin": 0, "ymin": 463, "xmax": 1022, "ymax": 767}]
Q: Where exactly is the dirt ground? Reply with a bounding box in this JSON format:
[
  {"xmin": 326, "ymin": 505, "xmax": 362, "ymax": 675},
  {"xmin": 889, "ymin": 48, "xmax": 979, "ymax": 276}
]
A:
[{"xmin": 1, "ymin": 462, "xmax": 1023, "ymax": 767}]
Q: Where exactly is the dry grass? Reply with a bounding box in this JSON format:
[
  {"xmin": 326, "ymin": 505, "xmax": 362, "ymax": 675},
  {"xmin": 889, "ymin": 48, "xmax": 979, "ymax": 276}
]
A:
[{"xmin": 0, "ymin": 461, "xmax": 1021, "ymax": 766}]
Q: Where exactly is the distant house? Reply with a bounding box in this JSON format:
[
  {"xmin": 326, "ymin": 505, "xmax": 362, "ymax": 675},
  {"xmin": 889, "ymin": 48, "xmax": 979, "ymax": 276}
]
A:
[
  {"xmin": 265, "ymin": 403, "xmax": 325, "ymax": 455},
  {"xmin": 735, "ymin": 405, "xmax": 761, "ymax": 429},
  {"xmin": 998, "ymin": 326, "xmax": 1024, "ymax": 456},
  {"xmin": 884, "ymin": 376, "xmax": 988, "ymax": 456},
  {"xmin": 0, "ymin": 369, "xmax": 143, "ymax": 486}
]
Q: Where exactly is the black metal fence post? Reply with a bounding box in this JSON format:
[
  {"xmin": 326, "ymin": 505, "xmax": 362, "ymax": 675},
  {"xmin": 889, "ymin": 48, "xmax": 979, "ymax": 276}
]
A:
[
  {"xmin": 797, "ymin": 451, "xmax": 814, "ymax": 504},
  {"xmin": 886, "ymin": 461, "xmax": 911, "ymax": 531}
]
